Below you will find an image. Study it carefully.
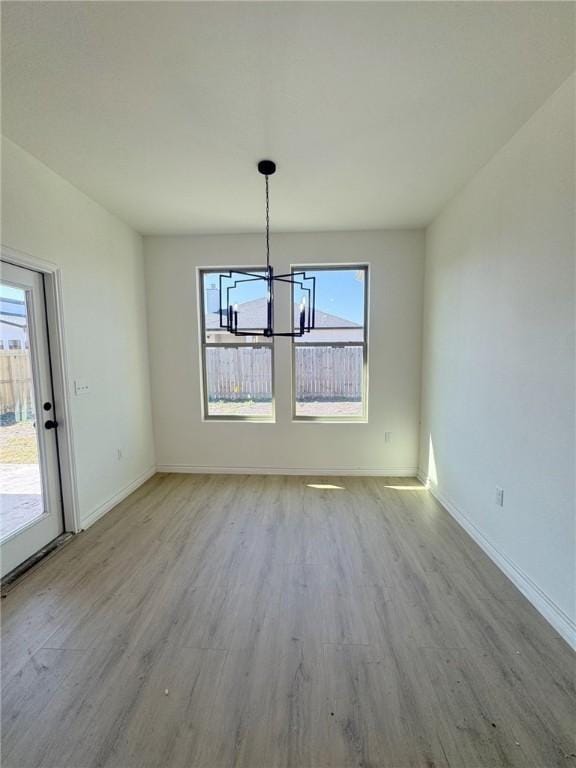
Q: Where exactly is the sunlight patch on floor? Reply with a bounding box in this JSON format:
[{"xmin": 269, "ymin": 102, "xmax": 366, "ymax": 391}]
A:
[{"xmin": 383, "ymin": 484, "xmax": 427, "ymax": 491}]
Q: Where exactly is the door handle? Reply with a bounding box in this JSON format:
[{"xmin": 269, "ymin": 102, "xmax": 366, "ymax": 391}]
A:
[{"xmin": 44, "ymin": 420, "xmax": 58, "ymax": 430}]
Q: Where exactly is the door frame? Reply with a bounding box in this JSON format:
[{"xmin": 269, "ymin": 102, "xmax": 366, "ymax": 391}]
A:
[{"xmin": 1, "ymin": 244, "xmax": 80, "ymax": 535}]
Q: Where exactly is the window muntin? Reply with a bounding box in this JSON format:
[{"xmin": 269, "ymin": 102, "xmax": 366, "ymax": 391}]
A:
[
  {"xmin": 200, "ymin": 269, "xmax": 274, "ymax": 420},
  {"xmin": 292, "ymin": 266, "xmax": 368, "ymax": 421}
]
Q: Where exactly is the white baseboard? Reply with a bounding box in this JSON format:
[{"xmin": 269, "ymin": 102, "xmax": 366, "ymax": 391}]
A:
[
  {"xmin": 420, "ymin": 472, "xmax": 576, "ymax": 651},
  {"xmin": 416, "ymin": 470, "xmax": 428, "ymax": 486},
  {"xmin": 80, "ymin": 466, "xmax": 156, "ymax": 530},
  {"xmin": 156, "ymin": 464, "xmax": 418, "ymax": 477}
]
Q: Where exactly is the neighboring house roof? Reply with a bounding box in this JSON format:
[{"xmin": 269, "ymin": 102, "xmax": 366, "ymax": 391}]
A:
[
  {"xmin": 205, "ymin": 298, "xmax": 360, "ymax": 330},
  {"xmin": 0, "ymin": 298, "xmax": 26, "ymax": 318},
  {"xmin": 1, "ymin": 298, "xmax": 27, "ymax": 341}
]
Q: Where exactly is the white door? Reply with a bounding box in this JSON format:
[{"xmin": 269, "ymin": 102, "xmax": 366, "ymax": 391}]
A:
[{"xmin": 0, "ymin": 262, "xmax": 64, "ymax": 577}]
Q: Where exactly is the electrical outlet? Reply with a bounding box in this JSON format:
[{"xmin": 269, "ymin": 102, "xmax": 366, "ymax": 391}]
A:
[
  {"xmin": 384, "ymin": 432, "xmax": 392, "ymax": 443},
  {"xmin": 117, "ymin": 448, "xmax": 123, "ymax": 461},
  {"xmin": 495, "ymin": 487, "xmax": 504, "ymax": 507}
]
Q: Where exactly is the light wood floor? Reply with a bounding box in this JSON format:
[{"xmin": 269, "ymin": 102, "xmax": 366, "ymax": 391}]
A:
[{"xmin": 1, "ymin": 473, "xmax": 574, "ymax": 768}]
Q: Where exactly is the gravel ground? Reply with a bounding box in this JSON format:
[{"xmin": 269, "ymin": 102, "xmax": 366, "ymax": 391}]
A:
[{"xmin": 207, "ymin": 400, "xmax": 363, "ymax": 417}]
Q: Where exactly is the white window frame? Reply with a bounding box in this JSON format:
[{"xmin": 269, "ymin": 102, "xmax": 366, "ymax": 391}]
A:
[
  {"xmin": 198, "ymin": 267, "xmax": 275, "ymax": 422},
  {"xmin": 291, "ymin": 264, "xmax": 369, "ymax": 423}
]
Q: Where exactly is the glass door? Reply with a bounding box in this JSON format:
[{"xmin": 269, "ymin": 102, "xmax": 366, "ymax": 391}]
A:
[{"xmin": 0, "ymin": 262, "xmax": 63, "ymax": 577}]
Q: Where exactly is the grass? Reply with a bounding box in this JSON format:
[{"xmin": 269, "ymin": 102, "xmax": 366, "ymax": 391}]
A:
[{"xmin": 0, "ymin": 420, "xmax": 39, "ymax": 464}]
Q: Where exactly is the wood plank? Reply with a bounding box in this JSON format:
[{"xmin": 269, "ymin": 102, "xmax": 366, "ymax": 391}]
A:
[{"xmin": 1, "ymin": 473, "xmax": 574, "ymax": 767}]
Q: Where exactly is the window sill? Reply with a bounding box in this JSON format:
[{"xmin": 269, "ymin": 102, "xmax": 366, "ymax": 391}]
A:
[
  {"xmin": 292, "ymin": 417, "xmax": 368, "ymax": 424},
  {"xmin": 201, "ymin": 417, "xmax": 276, "ymax": 424}
]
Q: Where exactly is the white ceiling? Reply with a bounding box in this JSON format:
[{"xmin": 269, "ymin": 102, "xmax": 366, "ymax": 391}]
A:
[{"xmin": 2, "ymin": 2, "xmax": 574, "ymax": 235}]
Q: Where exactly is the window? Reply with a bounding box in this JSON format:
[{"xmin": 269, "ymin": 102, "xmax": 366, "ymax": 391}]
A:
[
  {"xmin": 199, "ymin": 269, "xmax": 274, "ymax": 420},
  {"xmin": 8, "ymin": 340, "xmax": 22, "ymax": 350},
  {"xmin": 292, "ymin": 266, "xmax": 368, "ymax": 420}
]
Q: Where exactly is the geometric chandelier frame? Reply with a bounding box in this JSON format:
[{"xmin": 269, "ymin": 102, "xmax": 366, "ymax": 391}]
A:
[{"xmin": 219, "ymin": 160, "xmax": 317, "ymax": 338}]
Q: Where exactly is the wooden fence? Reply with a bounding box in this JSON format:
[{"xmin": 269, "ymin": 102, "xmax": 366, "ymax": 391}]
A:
[
  {"xmin": 0, "ymin": 351, "xmax": 34, "ymax": 423},
  {"xmin": 1, "ymin": 347, "xmax": 364, "ymax": 416},
  {"xmin": 206, "ymin": 347, "xmax": 272, "ymax": 401},
  {"xmin": 206, "ymin": 345, "xmax": 363, "ymax": 402},
  {"xmin": 294, "ymin": 345, "xmax": 363, "ymax": 401}
]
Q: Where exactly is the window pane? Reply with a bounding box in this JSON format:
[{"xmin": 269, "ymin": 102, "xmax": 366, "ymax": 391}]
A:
[
  {"xmin": 203, "ymin": 271, "xmax": 271, "ymax": 342},
  {"xmin": 296, "ymin": 327, "xmax": 364, "ymax": 343},
  {"xmin": 294, "ymin": 345, "xmax": 364, "ymax": 418},
  {"xmin": 0, "ymin": 284, "xmax": 44, "ymax": 541},
  {"xmin": 293, "ymin": 268, "xmax": 365, "ymax": 339},
  {"xmin": 205, "ymin": 330, "xmax": 272, "ymax": 345},
  {"xmin": 205, "ymin": 346, "xmax": 273, "ymax": 418}
]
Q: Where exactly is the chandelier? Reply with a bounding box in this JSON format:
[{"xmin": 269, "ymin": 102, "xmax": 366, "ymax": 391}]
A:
[{"xmin": 219, "ymin": 160, "xmax": 316, "ymax": 337}]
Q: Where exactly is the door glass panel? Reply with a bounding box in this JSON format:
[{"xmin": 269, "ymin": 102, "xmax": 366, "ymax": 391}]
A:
[{"xmin": 0, "ymin": 283, "xmax": 44, "ymax": 541}]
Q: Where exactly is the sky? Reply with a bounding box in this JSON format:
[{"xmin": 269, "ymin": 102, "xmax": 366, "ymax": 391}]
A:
[
  {"xmin": 0, "ymin": 284, "xmax": 25, "ymax": 301},
  {"xmin": 204, "ymin": 268, "xmax": 366, "ymax": 324}
]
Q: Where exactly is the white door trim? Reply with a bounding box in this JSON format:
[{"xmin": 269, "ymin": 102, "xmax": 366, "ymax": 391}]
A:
[{"xmin": 1, "ymin": 244, "xmax": 80, "ymax": 534}]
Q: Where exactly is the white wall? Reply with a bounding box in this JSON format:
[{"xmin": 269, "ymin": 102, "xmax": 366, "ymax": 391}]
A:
[
  {"xmin": 145, "ymin": 230, "xmax": 424, "ymax": 474},
  {"xmin": 419, "ymin": 75, "xmax": 575, "ymax": 644},
  {"xmin": 1, "ymin": 137, "xmax": 155, "ymax": 527}
]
